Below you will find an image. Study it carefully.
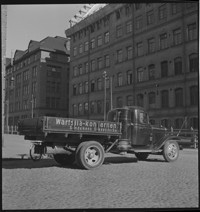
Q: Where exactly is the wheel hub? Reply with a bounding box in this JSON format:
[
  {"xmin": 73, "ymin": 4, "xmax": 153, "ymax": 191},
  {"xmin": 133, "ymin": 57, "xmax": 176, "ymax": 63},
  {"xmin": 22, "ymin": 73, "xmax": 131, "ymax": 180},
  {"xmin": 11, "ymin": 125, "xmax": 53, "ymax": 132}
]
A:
[
  {"xmin": 167, "ymin": 144, "xmax": 177, "ymax": 159},
  {"xmin": 85, "ymin": 147, "xmax": 99, "ymax": 165}
]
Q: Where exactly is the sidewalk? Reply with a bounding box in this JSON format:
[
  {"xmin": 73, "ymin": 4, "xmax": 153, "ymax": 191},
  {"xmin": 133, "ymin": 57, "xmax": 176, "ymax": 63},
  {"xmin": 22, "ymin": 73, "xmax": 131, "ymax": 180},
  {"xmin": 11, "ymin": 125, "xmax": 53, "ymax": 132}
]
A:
[{"xmin": 2, "ymin": 134, "xmax": 31, "ymax": 159}]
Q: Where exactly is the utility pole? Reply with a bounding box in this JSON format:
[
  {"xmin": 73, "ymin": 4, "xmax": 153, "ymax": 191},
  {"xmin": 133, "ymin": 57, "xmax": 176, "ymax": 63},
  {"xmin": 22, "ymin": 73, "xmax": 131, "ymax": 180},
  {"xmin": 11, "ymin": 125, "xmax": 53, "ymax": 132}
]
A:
[
  {"xmin": 103, "ymin": 71, "xmax": 107, "ymax": 121},
  {"xmin": 2, "ymin": 5, "xmax": 7, "ymax": 146},
  {"xmin": 110, "ymin": 75, "xmax": 113, "ymax": 110},
  {"xmin": 31, "ymin": 94, "xmax": 34, "ymax": 118}
]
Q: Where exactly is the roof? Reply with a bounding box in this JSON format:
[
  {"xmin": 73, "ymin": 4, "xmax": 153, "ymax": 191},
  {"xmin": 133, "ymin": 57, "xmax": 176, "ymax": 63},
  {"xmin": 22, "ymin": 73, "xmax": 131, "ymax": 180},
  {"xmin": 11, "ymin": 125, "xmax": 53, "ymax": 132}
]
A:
[{"xmin": 11, "ymin": 36, "xmax": 69, "ymax": 64}]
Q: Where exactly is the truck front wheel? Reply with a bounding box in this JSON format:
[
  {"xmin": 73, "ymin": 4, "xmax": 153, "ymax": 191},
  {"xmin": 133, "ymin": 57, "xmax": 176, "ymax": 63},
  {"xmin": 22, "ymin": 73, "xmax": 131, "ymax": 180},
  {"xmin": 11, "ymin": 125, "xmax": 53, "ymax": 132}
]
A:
[
  {"xmin": 163, "ymin": 140, "xmax": 179, "ymax": 162},
  {"xmin": 135, "ymin": 153, "xmax": 149, "ymax": 161},
  {"xmin": 76, "ymin": 141, "xmax": 105, "ymax": 170},
  {"xmin": 53, "ymin": 153, "xmax": 75, "ymax": 166}
]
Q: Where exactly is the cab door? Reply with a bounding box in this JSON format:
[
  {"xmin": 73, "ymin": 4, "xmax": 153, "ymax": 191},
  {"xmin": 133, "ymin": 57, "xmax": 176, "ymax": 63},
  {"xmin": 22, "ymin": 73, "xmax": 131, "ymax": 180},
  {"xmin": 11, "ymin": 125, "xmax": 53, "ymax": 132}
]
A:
[{"xmin": 131, "ymin": 109, "xmax": 151, "ymax": 146}]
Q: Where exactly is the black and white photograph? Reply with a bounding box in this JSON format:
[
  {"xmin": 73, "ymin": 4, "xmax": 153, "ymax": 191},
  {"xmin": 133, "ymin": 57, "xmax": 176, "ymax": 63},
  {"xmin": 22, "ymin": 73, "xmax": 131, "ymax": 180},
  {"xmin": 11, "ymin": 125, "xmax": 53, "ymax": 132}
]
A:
[{"xmin": 2, "ymin": 2, "xmax": 199, "ymax": 210}]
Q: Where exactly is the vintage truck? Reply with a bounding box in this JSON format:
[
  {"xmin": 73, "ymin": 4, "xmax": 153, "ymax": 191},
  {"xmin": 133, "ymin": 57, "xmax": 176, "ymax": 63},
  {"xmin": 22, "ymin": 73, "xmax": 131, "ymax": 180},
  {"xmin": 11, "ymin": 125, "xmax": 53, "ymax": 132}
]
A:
[{"xmin": 18, "ymin": 106, "xmax": 180, "ymax": 170}]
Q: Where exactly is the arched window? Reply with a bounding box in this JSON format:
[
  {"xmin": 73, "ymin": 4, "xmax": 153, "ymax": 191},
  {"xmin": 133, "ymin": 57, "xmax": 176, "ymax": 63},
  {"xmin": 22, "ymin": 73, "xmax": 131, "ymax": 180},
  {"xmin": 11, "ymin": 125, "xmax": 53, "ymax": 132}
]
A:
[
  {"xmin": 85, "ymin": 81, "xmax": 88, "ymax": 93},
  {"xmin": 174, "ymin": 57, "xmax": 182, "ymax": 75},
  {"xmin": 148, "ymin": 64, "xmax": 155, "ymax": 80},
  {"xmin": 174, "ymin": 118, "xmax": 183, "ymax": 129},
  {"xmin": 97, "ymin": 78, "xmax": 102, "ymax": 90},
  {"xmin": 189, "ymin": 53, "xmax": 198, "ymax": 72},
  {"xmin": 72, "ymin": 104, "xmax": 77, "ymax": 117},
  {"xmin": 90, "ymin": 101, "xmax": 95, "ymax": 114},
  {"xmin": 78, "ymin": 103, "xmax": 82, "ymax": 115},
  {"xmin": 175, "ymin": 88, "xmax": 183, "ymax": 107},
  {"xmin": 137, "ymin": 94, "xmax": 144, "ymax": 107},
  {"xmin": 127, "ymin": 95, "xmax": 133, "ymax": 106},
  {"xmin": 190, "ymin": 85, "xmax": 198, "ymax": 105},
  {"xmin": 116, "ymin": 97, "xmax": 123, "ymax": 107},
  {"xmin": 161, "ymin": 61, "xmax": 168, "ymax": 77},
  {"xmin": 117, "ymin": 72, "xmax": 123, "ymax": 86},
  {"xmin": 84, "ymin": 102, "xmax": 89, "ymax": 115},
  {"xmin": 161, "ymin": 90, "xmax": 169, "ymax": 108},
  {"xmin": 148, "ymin": 92, "xmax": 156, "ymax": 108},
  {"xmin": 79, "ymin": 83, "xmax": 83, "ymax": 94}
]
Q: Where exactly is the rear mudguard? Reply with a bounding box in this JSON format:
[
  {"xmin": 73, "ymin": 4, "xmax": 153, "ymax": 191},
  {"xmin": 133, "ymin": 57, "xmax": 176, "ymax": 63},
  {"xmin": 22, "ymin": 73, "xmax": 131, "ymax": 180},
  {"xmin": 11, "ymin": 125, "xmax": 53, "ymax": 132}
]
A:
[{"xmin": 153, "ymin": 135, "xmax": 181, "ymax": 150}]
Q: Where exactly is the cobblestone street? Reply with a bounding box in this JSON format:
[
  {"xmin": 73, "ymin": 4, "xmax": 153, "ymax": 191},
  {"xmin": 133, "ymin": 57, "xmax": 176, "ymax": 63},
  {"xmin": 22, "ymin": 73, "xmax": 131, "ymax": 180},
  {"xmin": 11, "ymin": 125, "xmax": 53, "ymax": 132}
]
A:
[{"xmin": 2, "ymin": 149, "xmax": 199, "ymax": 209}]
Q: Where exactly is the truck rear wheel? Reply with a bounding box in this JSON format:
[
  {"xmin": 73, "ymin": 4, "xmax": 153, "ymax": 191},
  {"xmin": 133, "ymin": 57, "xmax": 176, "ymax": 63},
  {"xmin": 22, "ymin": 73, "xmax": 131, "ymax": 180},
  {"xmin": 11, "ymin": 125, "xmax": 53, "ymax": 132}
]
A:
[
  {"xmin": 163, "ymin": 140, "xmax": 179, "ymax": 162},
  {"xmin": 76, "ymin": 141, "xmax": 105, "ymax": 170},
  {"xmin": 135, "ymin": 153, "xmax": 149, "ymax": 161},
  {"xmin": 53, "ymin": 153, "xmax": 75, "ymax": 166}
]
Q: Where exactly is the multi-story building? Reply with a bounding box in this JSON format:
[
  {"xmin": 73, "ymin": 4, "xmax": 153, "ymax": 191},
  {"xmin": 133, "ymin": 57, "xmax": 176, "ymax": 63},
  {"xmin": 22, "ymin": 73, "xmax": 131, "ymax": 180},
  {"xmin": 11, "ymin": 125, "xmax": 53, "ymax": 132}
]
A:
[
  {"xmin": 65, "ymin": 3, "xmax": 198, "ymax": 129},
  {"xmin": 4, "ymin": 36, "xmax": 70, "ymax": 130}
]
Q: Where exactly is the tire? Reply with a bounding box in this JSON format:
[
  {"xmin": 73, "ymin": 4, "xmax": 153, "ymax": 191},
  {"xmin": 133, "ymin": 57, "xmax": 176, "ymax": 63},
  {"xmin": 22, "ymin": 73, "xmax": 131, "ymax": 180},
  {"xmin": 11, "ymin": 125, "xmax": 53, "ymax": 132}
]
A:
[
  {"xmin": 163, "ymin": 140, "xmax": 179, "ymax": 162},
  {"xmin": 29, "ymin": 144, "xmax": 44, "ymax": 161},
  {"xmin": 53, "ymin": 153, "xmax": 75, "ymax": 166},
  {"xmin": 76, "ymin": 141, "xmax": 105, "ymax": 170},
  {"xmin": 135, "ymin": 152, "xmax": 149, "ymax": 161},
  {"xmin": 75, "ymin": 142, "xmax": 85, "ymax": 167}
]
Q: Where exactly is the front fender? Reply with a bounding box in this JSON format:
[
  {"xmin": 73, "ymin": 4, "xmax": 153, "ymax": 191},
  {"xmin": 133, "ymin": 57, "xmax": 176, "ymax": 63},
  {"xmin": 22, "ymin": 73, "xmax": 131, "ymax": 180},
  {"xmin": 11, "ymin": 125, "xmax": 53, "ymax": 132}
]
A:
[{"xmin": 154, "ymin": 135, "xmax": 180, "ymax": 150}]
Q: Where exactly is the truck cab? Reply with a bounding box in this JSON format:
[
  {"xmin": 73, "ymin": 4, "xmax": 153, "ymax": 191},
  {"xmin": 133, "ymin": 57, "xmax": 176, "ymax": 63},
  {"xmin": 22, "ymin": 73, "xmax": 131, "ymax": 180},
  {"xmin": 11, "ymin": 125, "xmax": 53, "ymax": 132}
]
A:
[{"xmin": 107, "ymin": 106, "xmax": 166, "ymax": 149}]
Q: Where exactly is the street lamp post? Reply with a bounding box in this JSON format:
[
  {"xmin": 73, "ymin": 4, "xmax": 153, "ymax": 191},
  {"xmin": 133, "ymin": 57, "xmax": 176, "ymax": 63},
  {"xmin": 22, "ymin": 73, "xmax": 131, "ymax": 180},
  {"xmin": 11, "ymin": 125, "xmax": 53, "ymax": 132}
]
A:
[
  {"xmin": 31, "ymin": 94, "xmax": 34, "ymax": 118},
  {"xmin": 103, "ymin": 71, "xmax": 107, "ymax": 121}
]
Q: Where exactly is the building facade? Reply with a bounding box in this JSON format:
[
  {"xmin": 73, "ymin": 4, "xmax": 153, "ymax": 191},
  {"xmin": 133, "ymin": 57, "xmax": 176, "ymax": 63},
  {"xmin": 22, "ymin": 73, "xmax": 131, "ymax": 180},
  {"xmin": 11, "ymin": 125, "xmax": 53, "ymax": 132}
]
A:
[
  {"xmin": 65, "ymin": 3, "xmax": 198, "ymax": 129},
  {"xmin": 4, "ymin": 36, "xmax": 70, "ymax": 130}
]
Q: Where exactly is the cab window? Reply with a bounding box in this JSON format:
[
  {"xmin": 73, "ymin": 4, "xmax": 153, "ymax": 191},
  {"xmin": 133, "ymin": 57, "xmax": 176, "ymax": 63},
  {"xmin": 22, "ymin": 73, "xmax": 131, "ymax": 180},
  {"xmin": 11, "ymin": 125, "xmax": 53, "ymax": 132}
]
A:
[{"xmin": 139, "ymin": 112, "xmax": 148, "ymax": 124}]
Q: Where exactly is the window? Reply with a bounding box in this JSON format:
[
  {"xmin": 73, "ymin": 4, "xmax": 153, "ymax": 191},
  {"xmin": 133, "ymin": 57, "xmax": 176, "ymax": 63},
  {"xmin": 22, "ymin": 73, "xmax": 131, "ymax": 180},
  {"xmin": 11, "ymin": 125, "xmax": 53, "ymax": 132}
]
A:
[
  {"xmin": 116, "ymin": 10, "xmax": 121, "ymax": 20},
  {"xmin": 160, "ymin": 33, "xmax": 167, "ymax": 49},
  {"xmin": 91, "ymin": 38, "xmax": 95, "ymax": 49},
  {"xmin": 85, "ymin": 81, "xmax": 88, "ymax": 93},
  {"xmin": 84, "ymin": 102, "xmax": 89, "ymax": 115},
  {"xmin": 116, "ymin": 25, "xmax": 122, "ymax": 38},
  {"xmin": 73, "ymin": 66, "xmax": 78, "ymax": 77},
  {"xmin": 85, "ymin": 62, "xmax": 89, "ymax": 73},
  {"xmin": 84, "ymin": 41, "xmax": 89, "ymax": 51},
  {"xmin": 190, "ymin": 117, "xmax": 198, "ymax": 129},
  {"xmin": 136, "ymin": 16, "xmax": 143, "ymax": 29},
  {"xmin": 97, "ymin": 35, "xmax": 103, "ymax": 46},
  {"xmin": 161, "ymin": 90, "xmax": 169, "ymax": 108},
  {"xmin": 127, "ymin": 70, "xmax": 133, "ymax": 85},
  {"xmin": 147, "ymin": 10, "xmax": 154, "ymax": 25},
  {"xmin": 23, "ymin": 84, "xmax": 29, "ymax": 95},
  {"xmin": 103, "ymin": 15, "xmax": 110, "ymax": 27},
  {"xmin": 91, "ymin": 60, "xmax": 96, "ymax": 72},
  {"xmin": 161, "ymin": 119, "xmax": 170, "ymax": 128},
  {"xmin": 105, "ymin": 55, "xmax": 110, "ymax": 67},
  {"xmin": 126, "ymin": 21, "xmax": 132, "ymax": 33},
  {"xmin": 188, "ymin": 23, "xmax": 197, "ymax": 41},
  {"xmin": 125, "ymin": 5, "xmax": 131, "ymax": 17},
  {"xmin": 174, "ymin": 57, "xmax": 182, "ymax": 75},
  {"xmin": 78, "ymin": 103, "xmax": 83, "ymax": 115},
  {"xmin": 116, "ymin": 49, "xmax": 123, "ymax": 63},
  {"xmin": 32, "ymin": 82, "xmax": 36, "ymax": 93},
  {"xmin": 148, "ymin": 92, "xmax": 156, "ymax": 108},
  {"xmin": 137, "ymin": 42, "xmax": 143, "ymax": 56},
  {"xmin": 104, "ymin": 31, "xmax": 110, "ymax": 43},
  {"xmin": 91, "ymin": 80, "xmax": 95, "ymax": 92},
  {"xmin": 79, "ymin": 65, "xmax": 83, "ymax": 75},
  {"xmin": 79, "ymin": 44, "xmax": 83, "ymax": 54},
  {"xmin": 73, "ymin": 84, "xmax": 77, "ymax": 95},
  {"xmin": 171, "ymin": 3, "xmax": 181, "ymax": 15},
  {"xmin": 148, "ymin": 64, "xmax": 155, "ymax": 80},
  {"xmin": 97, "ymin": 100, "xmax": 102, "ymax": 113},
  {"xmin": 116, "ymin": 97, "xmax": 123, "ymax": 107},
  {"xmin": 135, "ymin": 4, "xmax": 142, "ymax": 10},
  {"xmin": 189, "ymin": 53, "xmax": 198, "ymax": 72},
  {"xmin": 97, "ymin": 78, "xmax": 102, "ymax": 90},
  {"xmin": 148, "ymin": 38, "xmax": 155, "ymax": 53},
  {"xmin": 79, "ymin": 83, "xmax": 83, "ymax": 94},
  {"xmin": 97, "ymin": 57, "xmax": 103, "ymax": 69},
  {"xmin": 23, "ymin": 70, "xmax": 29, "ymax": 81},
  {"xmin": 161, "ymin": 61, "xmax": 168, "ymax": 77},
  {"xmin": 173, "ymin": 28, "xmax": 182, "ymax": 45},
  {"xmin": 72, "ymin": 104, "xmax": 77, "ymax": 117},
  {"xmin": 127, "ymin": 95, "xmax": 133, "ymax": 106},
  {"xmin": 137, "ymin": 94, "xmax": 144, "ymax": 107},
  {"xmin": 90, "ymin": 101, "xmax": 95, "ymax": 114},
  {"xmin": 175, "ymin": 88, "xmax": 183, "ymax": 107},
  {"xmin": 159, "ymin": 4, "xmax": 167, "ymax": 20},
  {"xmin": 127, "ymin": 46, "xmax": 132, "ymax": 59},
  {"xmin": 190, "ymin": 86, "xmax": 198, "ymax": 105},
  {"xmin": 137, "ymin": 67, "xmax": 144, "ymax": 82},
  {"xmin": 32, "ymin": 66, "xmax": 37, "ymax": 78},
  {"xmin": 174, "ymin": 118, "xmax": 183, "ymax": 129},
  {"xmin": 117, "ymin": 72, "xmax": 123, "ymax": 86},
  {"xmin": 73, "ymin": 47, "xmax": 77, "ymax": 56}
]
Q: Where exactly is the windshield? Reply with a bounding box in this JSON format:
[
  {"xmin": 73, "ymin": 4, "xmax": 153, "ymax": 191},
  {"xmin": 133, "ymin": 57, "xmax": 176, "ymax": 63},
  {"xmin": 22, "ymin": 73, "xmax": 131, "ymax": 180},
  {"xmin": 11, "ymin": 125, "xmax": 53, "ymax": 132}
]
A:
[{"xmin": 107, "ymin": 109, "xmax": 131, "ymax": 122}]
